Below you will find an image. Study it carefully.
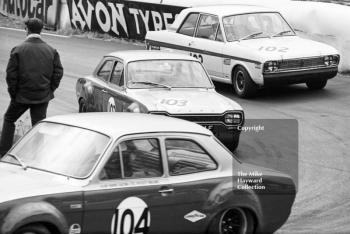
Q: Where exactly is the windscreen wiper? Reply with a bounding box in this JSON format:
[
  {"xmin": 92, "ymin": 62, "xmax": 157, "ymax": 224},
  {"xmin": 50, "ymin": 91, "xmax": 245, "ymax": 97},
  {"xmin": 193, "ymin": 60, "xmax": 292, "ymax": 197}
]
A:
[
  {"xmin": 5, "ymin": 153, "xmax": 28, "ymax": 170},
  {"xmin": 239, "ymin": 32, "xmax": 263, "ymax": 41},
  {"xmin": 273, "ymin": 30, "xmax": 293, "ymax": 37},
  {"xmin": 129, "ymin": 81, "xmax": 172, "ymax": 90}
]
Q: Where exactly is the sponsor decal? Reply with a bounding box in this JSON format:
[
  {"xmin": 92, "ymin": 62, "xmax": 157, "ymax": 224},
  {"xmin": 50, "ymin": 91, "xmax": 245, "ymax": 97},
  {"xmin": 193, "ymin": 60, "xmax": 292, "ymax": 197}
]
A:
[
  {"xmin": 1, "ymin": 0, "xmax": 59, "ymax": 29},
  {"xmin": 67, "ymin": 0, "xmax": 185, "ymax": 40},
  {"xmin": 69, "ymin": 224, "xmax": 81, "ymax": 234},
  {"xmin": 111, "ymin": 197, "xmax": 150, "ymax": 234},
  {"xmin": 184, "ymin": 210, "xmax": 206, "ymax": 223}
]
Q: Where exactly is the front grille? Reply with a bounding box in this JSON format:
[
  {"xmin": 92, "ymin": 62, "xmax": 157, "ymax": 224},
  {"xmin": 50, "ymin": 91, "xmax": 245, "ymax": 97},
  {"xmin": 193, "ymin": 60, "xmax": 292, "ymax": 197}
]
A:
[
  {"xmin": 279, "ymin": 57, "xmax": 325, "ymax": 70},
  {"xmin": 149, "ymin": 111, "xmax": 244, "ymax": 126}
]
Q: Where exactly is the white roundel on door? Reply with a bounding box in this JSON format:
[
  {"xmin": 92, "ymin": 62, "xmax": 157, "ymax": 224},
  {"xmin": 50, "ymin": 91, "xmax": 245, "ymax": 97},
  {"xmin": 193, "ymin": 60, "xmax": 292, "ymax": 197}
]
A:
[
  {"xmin": 108, "ymin": 97, "xmax": 116, "ymax": 112},
  {"xmin": 111, "ymin": 197, "xmax": 151, "ymax": 234}
]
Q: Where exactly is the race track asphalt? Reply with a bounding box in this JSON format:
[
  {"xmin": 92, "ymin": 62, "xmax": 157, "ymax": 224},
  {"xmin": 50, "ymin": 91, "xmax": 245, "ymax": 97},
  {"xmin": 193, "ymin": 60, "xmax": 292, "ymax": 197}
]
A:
[{"xmin": 1, "ymin": 27, "xmax": 350, "ymax": 233}]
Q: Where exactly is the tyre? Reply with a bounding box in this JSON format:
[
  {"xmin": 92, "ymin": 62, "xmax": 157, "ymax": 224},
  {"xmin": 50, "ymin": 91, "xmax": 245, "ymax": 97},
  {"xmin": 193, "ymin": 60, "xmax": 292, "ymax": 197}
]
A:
[
  {"xmin": 306, "ymin": 79, "xmax": 327, "ymax": 90},
  {"xmin": 79, "ymin": 98, "xmax": 87, "ymax": 113},
  {"xmin": 233, "ymin": 66, "xmax": 257, "ymax": 98},
  {"xmin": 208, "ymin": 208, "xmax": 255, "ymax": 234},
  {"xmin": 15, "ymin": 224, "xmax": 51, "ymax": 234}
]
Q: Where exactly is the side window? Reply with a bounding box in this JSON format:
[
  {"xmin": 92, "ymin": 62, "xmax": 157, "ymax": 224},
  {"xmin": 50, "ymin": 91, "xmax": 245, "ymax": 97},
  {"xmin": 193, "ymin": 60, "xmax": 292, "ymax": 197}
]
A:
[
  {"xmin": 216, "ymin": 26, "xmax": 224, "ymax": 42},
  {"xmin": 100, "ymin": 148, "xmax": 122, "ymax": 180},
  {"xmin": 165, "ymin": 139, "xmax": 217, "ymax": 175},
  {"xmin": 178, "ymin": 13, "xmax": 199, "ymax": 37},
  {"xmin": 196, "ymin": 15, "xmax": 219, "ymax": 40},
  {"xmin": 101, "ymin": 138, "xmax": 163, "ymax": 180},
  {"xmin": 97, "ymin": 60, "xmax": 114, "ymax": 82},
  {"xmin": 110, "ymin": 62, "xmax": 124, "ymax": 86}
]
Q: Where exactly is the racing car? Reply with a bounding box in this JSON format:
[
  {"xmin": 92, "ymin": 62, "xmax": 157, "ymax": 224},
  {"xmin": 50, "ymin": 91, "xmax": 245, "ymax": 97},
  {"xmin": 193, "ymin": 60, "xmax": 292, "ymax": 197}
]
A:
[
  {"xmin": 76, "ymin": 50, "xmax": 244, "ymax": 151},
  {"xmin": 145, "ymin": 5, "xmax": 340, "ymax": 98},
  {"xmin": 0, "ymin": 113, "xmax": 296, "ymax": 234}
]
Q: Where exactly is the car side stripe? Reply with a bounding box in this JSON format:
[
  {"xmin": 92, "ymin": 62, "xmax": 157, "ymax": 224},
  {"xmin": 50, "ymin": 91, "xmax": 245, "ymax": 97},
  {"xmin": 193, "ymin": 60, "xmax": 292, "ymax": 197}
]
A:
[{"xmin": 146, "ymin": 39, "xmax": 262, "ymax": 65}]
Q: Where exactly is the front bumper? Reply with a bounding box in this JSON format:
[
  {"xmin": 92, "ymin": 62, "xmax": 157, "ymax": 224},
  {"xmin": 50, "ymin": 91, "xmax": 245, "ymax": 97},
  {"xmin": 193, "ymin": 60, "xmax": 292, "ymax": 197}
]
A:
[{"xmin": 263, "ymin": 67, "xmax": 338, "ymax": 86}]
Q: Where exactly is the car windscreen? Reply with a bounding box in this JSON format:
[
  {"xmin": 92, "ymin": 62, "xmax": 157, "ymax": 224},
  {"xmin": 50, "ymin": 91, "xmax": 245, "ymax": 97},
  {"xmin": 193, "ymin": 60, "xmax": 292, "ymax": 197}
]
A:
[
  {"xmin": 126, "ymin": 60, "xmax": 213, "ymax": 89},
  {"xmin": 1, "ymin": 122, "xmax": 110, "ymax": 178},
  {"xmin": 223, "ymin": 12, "xmax": 295, "ymax": 42}
]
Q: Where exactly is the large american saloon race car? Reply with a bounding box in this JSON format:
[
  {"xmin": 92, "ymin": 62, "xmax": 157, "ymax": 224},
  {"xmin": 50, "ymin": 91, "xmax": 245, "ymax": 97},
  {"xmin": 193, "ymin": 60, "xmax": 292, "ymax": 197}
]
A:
[
  {"xmin": 145, "ymin": 5, "xmax": 340, "ymax": 98},
  {"xmin": 0, "ymin": 113, "xmax": 296, "ymax": 234},
  {"xmin": 76, "ymin": 50, "xmax": 244, "ymax": 150}
]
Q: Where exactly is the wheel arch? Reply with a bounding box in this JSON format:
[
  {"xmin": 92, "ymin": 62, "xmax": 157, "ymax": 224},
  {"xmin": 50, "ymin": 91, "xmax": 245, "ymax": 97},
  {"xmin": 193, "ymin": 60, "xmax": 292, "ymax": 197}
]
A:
[{"xmin": 1, "ymin": 202, "xmax": 68, "ymax": 234}]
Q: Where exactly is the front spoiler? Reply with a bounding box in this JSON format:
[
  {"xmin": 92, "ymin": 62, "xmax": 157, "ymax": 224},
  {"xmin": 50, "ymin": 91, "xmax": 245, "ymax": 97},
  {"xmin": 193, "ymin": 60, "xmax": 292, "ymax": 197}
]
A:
[{"xmin": 263, "ymin": 67, "xmax": 338, "ymax": 86}]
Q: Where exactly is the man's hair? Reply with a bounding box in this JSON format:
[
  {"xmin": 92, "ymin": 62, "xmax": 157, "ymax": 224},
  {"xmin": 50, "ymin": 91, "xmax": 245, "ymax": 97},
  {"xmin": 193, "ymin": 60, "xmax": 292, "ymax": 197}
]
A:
[{"xmin": 24, "ymin": 18, "xmax": 44, "ymax": 34}]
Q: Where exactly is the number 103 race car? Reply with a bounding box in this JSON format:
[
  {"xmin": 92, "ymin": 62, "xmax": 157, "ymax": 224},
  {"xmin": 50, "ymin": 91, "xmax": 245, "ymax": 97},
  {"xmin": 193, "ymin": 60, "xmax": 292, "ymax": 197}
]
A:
[{"xmin": 76, "ymin": 50, "xmax": 244, "ymax": 151}]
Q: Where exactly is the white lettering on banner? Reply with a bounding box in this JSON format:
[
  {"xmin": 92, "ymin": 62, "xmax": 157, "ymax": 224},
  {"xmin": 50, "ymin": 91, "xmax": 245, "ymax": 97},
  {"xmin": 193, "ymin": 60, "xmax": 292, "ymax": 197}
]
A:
[
  {"xmin": 95, "ymin": 1, "xmax": 111, "ymax": 32},
  {"xmin": 139, "ymin": 10, "xmax": 150, "ymax": 32},
  {"xmin": 77, "ymin": 0, "xmax": 93, "ymax": 29},
  {"xmin": 163, "ymin": 12, "xmax": 173, "ymax": 29},
  {"xmin": 129, "ymin": 8, "xmax": 140, "ymax": 34},
  {"xmin": 151, "ymin": 11, "xmax": 162, "ymax": 31},
  {"xmin": 108, "ymin": 3, "xmax": 128, "ymax": 36},
  {"xmin": 71, "ymin": 0, "xmax": 86, "ymax": 29}
]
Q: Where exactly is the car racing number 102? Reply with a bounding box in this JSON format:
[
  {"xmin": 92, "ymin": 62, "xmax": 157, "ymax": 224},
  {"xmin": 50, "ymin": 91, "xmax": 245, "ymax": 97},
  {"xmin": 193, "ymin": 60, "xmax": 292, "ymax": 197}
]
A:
[{"xmin": 111, "ymin": 197, "xmax": 151, "ymax": 234}]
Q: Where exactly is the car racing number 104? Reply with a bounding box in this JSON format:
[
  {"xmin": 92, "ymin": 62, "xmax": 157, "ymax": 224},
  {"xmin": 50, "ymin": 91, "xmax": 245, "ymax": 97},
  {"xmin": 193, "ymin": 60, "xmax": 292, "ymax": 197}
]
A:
[{"xmin": 111, "ymin": 197, "xmax": 151, "ymax": 234}]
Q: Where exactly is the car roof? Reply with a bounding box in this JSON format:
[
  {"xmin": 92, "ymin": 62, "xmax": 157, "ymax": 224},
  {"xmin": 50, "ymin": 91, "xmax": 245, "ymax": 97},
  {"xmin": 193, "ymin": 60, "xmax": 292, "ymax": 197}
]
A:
[
  {"xmin": 182, "ymin": 4, "xmax": 275, "ymax": 17},
  {"xmin": 106, "ymin": 50, "xmax": 198, "ymax": 63},
  {"xmin": 44, "ymin": 113, "xmax": 212, "ymax": 138}
]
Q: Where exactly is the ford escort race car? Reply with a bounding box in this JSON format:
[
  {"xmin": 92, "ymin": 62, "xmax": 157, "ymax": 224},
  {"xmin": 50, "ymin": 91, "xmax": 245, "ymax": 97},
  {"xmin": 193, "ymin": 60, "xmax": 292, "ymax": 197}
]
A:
[
  {"xmin": 145, "ymin": 5, "xmax": 340, "ymax": 98},
  {"xmin": 0, "ymin": 113, "xmax": 296, "ymax": 234},
  {"xmin": 76, "ymin": 50, "xmax": 244, "ymax": 151}
]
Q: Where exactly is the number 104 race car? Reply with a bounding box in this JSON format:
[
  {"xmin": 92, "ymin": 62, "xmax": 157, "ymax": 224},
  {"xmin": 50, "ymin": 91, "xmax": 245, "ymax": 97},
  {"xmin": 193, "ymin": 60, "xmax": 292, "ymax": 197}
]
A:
[
  {"xmin": 76, "ymin": 50, "xmax": 244, "ymax": 151},
  {"xmin": 0, "ymin": 113, "xmax": 296, "ymax": 234}
]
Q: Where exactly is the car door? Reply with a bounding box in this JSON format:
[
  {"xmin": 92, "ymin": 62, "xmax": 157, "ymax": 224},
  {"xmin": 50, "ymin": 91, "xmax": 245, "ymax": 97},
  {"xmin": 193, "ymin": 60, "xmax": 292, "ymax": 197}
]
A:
[
  {"xmin": 190, "ymin": 14, "xmax": 226, "ymax": 81},
  {"xmin": 91, "ymin": 59, "xmax": 115, "ymax": 111},
  {"xmin": 160, "ymin": 12, "xmax": 200, "ymax": 57},
  {"xmin": 82, "ymin": 137, "xmax": 176, "ymax": 234},
  {"xmin": 104, "ymin": 60, "xmax": 131, "ymax": 112},
  {"xmin": 162, "ymin": 137, "xmax": 220, "ymax": 234}
]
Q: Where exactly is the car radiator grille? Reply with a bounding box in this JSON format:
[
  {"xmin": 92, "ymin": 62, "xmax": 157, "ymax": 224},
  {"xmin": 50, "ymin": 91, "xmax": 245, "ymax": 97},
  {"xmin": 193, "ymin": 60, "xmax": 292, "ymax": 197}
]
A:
[
  {"xmin": 279, "ymin": 57, "xmax": 325, "ymax": 70},
  {"xmin": 149, "ymin": 112, "xmax": 243, "ymax": 126}
]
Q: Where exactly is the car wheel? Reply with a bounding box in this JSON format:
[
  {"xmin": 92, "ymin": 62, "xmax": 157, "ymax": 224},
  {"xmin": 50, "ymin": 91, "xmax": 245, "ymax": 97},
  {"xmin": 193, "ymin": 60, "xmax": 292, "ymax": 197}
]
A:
[
  {"xmin": 209, "ymin": 208, "xmax": 255, "ymax": 234},
  {"xmin": 306, "ymin": 79, "xmax": 327, "ymax": 90},
  {"xmin": 233, "ymin": 67, "xmax": 257, "ymax": 98},
  {"xmin": 15, "ymin": 224, "xmax": 51, "ymax": 234},
  {"xmin": 79, "ymin": 98, "xmax": 87, "ymax": 113}
]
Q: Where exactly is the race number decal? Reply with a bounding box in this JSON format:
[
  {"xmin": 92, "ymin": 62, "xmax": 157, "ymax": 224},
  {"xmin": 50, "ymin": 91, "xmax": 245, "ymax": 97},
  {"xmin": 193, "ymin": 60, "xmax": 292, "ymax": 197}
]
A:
[
  {"xmin": 111, "ymin": 197, "xmax": 151, "ymax": 234},
  {"xmin": 258, "ymin": 46, "xmax": 289, "ymax": 53},
  {"xmin": 189, "ymin": 52, "xmax": 204, "ymax": 63},
  {"xmin": 160, "ymin": 99, "xmax": 188, "ymax": 106},
  {"xmin": 108, "ymin": 97, "xmax": 116, "ymax": 112}
]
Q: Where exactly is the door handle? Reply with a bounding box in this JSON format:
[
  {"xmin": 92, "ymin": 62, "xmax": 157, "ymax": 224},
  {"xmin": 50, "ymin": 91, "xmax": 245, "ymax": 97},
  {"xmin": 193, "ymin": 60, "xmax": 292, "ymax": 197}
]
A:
[
  {"xmin": 158, "ymin": 188, "xmax": 174, "ymax": 194},
  {"xmin": 188, "ymin": 41, "xmax": 194, "ymax": 46}
]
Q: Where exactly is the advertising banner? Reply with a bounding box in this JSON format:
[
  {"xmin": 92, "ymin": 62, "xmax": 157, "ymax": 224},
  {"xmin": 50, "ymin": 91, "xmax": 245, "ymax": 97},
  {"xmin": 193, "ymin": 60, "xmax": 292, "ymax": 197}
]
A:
[
  {"xmin": 66, "ymin": 0, "xmax": 185, "ymax": 40},
  {"xmin": 0, "ymin": 0, "xmax": 60, "ymax": 29}
]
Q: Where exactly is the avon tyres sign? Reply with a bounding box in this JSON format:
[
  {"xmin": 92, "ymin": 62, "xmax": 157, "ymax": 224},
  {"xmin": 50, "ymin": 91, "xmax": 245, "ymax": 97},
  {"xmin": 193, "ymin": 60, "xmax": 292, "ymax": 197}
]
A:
[
  {"xmin": 0, "ymin": 0, "xmax": 60, "ymax": 29},
  {"xmin": 67, "ymin": 0, "xmax": 184, "ymax": 40}
]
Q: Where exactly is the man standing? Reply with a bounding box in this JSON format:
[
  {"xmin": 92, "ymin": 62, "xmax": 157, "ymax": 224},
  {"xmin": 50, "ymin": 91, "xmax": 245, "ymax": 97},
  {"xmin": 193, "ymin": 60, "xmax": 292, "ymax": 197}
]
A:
[{"xmin": 0, "ymin": 18, "xmax": 63, "ymax": 156}]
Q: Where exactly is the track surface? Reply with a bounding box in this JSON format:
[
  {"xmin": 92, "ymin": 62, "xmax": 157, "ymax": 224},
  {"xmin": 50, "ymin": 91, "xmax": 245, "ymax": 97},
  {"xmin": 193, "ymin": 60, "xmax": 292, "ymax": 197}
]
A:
[{"xmin": 1, "ymin": 28, "xmax": 350, "ymax": 233}]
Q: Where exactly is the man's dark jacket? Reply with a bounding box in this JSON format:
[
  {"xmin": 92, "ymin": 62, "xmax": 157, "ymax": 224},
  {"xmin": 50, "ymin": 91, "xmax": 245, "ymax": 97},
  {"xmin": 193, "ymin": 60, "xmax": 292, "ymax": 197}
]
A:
[{"xmin": 6, "ymin": 37, "xmax": 63, "ymax": 104}]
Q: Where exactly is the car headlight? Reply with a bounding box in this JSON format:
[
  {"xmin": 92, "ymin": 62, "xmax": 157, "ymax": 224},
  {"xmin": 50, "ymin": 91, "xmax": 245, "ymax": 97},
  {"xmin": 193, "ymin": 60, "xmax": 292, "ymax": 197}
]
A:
[
  {"xmin": 224, "ymin": 113, "xmax": 242, "ymax": 125},
  {"xmin": 263, "ymin": 61, "xmax": 279, "ymax": 73},
  {"xmin": 324, "ymin": 55, "xmax": 340, "ymax": 66}
]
